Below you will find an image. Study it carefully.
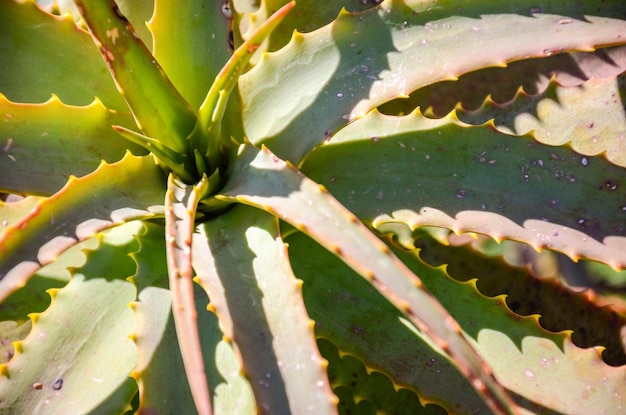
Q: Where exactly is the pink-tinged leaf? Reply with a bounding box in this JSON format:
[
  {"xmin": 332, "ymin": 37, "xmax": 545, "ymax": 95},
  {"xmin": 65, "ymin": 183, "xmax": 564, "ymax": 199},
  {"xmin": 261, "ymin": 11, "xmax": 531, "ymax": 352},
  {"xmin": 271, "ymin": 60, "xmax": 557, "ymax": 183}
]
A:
[
  {"xmin": 165, "ymin": 174, "xmax": 212, "ymax": 415},
  {"xmin": 192, "ymin": 205, "xmax": 337, "ymax": 414},
  {"xmin": 216, "ymin": 143, "xmax": 519, "ymax": 415},
  {"xmin": 0, "ymin": 152, "xmax": 165, "ymax": 303}
]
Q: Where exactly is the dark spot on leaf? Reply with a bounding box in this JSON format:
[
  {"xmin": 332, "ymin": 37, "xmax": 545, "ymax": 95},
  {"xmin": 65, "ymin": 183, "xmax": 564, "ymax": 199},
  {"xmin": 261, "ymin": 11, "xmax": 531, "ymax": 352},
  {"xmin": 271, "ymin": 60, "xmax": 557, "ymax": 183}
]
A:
[
  {"xmin": 52, "ymin": 378, "xmax": 63, "ymax": 390},
  {"xmin": 603, "ymin": 180, "xmax": 619, "ymax": 191},
  {"xmin": 350, "ymin": 324, "xmax": 365, "ymax": 336}
]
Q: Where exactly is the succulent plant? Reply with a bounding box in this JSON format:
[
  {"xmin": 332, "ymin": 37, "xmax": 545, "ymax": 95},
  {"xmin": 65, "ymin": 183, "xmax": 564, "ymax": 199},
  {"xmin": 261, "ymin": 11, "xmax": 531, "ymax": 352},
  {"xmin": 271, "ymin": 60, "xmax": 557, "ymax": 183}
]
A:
[{"xmin": 1, "ymin": 0, "xmax": 626, "ymax": 413}]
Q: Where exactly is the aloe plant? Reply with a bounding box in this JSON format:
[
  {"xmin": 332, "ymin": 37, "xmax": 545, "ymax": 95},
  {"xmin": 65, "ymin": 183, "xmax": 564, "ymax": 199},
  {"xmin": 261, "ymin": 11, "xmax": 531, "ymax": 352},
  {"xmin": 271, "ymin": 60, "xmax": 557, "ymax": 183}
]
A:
[{"xmin": 1, "ymin": 0, "xmax": 626, "ymax": 413}]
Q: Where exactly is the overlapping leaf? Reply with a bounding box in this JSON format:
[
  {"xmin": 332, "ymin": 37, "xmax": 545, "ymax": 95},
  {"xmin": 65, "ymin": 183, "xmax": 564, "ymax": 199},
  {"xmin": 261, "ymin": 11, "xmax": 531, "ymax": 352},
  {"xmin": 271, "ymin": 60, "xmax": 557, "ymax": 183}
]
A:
[
  {"xmin": 287, "ymin": 230, "xmax": 626, "ymax": 414},
  {"xmin": 461, "ymin": 74, "xmax": 626, "ymax": 168},
  {"xmin": 130, "ymin": 222, "xmax": 250, "ymax": 414},
  {"xmin": 0, "ymin": 0, "xmax": 125, "ymax": 110},
  {"xmin": 149, "ymin": 0, "xmax": 232, "ymax": 111},
  {"xmin": 0, "ymin": 95, "xmax": 142, "ymax": 196},
  {"xmin": 192, "ymin": 205, "xmax": 336, "ymax": 414},
  {"xmin": 0, "ymin": 153, "xmax": 165, "ymax": 303},
  {"xmin": 0, "ymin": 222, "xmax": 141, "ymax": 414},
  {"xmin": 239, "ymin": 0, "xmax": 626, "ymax": 163},
  {"xmin": 300, "ymin": 110, "xmax": 626, "ymax": 268},
  {"xmin": 75, "ymin": 0, "xmax": 197, "ymax": 154},
  {"xmin": 411, "ymin": 230, "xmax": 626, "ymax": 366},
  {"xmin": 217, "ymin": 144, "xmax": 518, "ymax": 414}
]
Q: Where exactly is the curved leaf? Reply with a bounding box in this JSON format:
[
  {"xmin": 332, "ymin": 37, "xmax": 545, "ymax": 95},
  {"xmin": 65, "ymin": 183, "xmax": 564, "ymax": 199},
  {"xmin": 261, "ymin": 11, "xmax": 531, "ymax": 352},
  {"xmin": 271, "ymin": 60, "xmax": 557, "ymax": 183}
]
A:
[
  {"xmin": 300, "ymin": 110, "xmax": 626, "ymax": 268},
  {"xmin": 461, "ymin": 74, "xmax": 626, "ymax": 168},
  {"xmin": 0, "ymin": 0, "xmax": 126, "ymax": 110},
  {"xmin": 287, "ymin": 229, "xmax": 626, "ymax": 414},
  {"xmin": 192, "ymin": 205, "xmax": 337, "ymax": 414},
  {"xmin": 411, "ymin": 230, "xmax": 626, "ymax": 366},
  {"xmin": 75, "ymin": 0, "xmax": 197, "ymax": 154},
  {"xmin": 240, "ymin": 0, "xmax": 626, "ymax": 163},
  {"xmin": 287, "ymin": 231, "xmax": 492, "ymax": 414},
  {"xmin": 0, "ymin": 152, "xmax": 165, "ymax": 303},
  {"xmin": 164, "ymin": 175, "xmax": 212, "ymax": 415},
  {"xmin": 131, "ymin": 221, "xmax": 245, "ymax": 414},
  {"xmin": 217, "ymin": 144, "xmax": 518, "ymax": 414},
  {"xmin": 0, "ymin": 274, "xmax": 138, "ymax": 414},
  {"xmin": 0, "ymin": 95, "xmax": 142, "ymax": 196}
]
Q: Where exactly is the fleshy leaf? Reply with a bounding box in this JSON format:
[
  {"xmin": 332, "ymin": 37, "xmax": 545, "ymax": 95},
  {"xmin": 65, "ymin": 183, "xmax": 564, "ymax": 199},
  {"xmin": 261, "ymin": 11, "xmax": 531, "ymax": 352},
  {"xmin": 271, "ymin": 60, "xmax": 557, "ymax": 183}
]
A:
[
  {"xmin": 192, "ymin": 205, "xmax": 337, "ymax": 414},
  {"xmin": 233, "ymin": 0, "xmax": 383, "ymax": 54},
  {"xmin": 217, "ymin": 144, "xmax": 518, "ymax": 414},
  {"xmin": 0, "ymin": 152, "xmax": 165, "ymax": 303},
  {"xmin": 379, "ymin": 46, "xmax": 626, "ymax": 119},
  {"xmin": 287, "ymin": 228, "xmax": 626, "ymax": 414},
  {"xmin": 461, "ymin": 74, "xmax": 626, "ymax": 168},
  {"xmin": 0, "ymin": 95, "xmax": 143, "ymax": 196},
  {"xmin": 149, "ymin": 0, "xmax": 233, "ymax": 111},
  {"xmin": 0, "ymin": 274, "xmax": 138, "ymax": 414},
  {"xmin": 74, "ymin": 0, "xmax": 197, "ymax": 155},
  {"xmin": 287, "ymin": 231, "xmax": 490, "ymax": 413},
  {"xmin": 300, "ymin": 110, "xmax": 626, "ymax": 268},
  {"xmin": 129, "ymin": 221, "xmax": 195, "ymax": 412},
  {"xmin": 0, "ymin": 236, "xmax": 97, "ymax": 323},
  {"xmin": 165, "ymin": 175, "xmax": 212, "ymax": 415},
  {"xmin": 240, "ymin": 0, "xmax": 626, "ymax": 163},
  {"xmin": 0, "ymin": 0, "xmax": 126, "ymax": 110},
  {"xmin": 411, "ymin": 230, "xmax": 626, "ymax": 366},
  {"xmin": 318, "ymin": 339, "xmax": 441, "ymax": 415},
  {"xmin": 191, "ymin": 1, "xmax": 295, "ymax": 173}
]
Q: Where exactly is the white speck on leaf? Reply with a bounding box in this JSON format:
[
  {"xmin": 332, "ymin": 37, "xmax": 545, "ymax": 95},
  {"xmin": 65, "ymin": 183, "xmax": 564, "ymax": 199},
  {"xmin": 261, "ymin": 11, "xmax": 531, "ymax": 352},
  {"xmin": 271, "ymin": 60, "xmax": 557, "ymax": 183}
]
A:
[{"xmin": 106, "ymin": 27, "xmax": 120, "ymax": 45}]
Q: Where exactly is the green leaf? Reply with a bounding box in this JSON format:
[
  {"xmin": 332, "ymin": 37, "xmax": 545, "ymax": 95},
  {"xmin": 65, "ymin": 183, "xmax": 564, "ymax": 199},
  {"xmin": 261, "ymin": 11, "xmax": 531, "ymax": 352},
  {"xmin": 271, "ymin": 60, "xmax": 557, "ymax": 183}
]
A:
[
  {"xmin": 217, "ymin": 144, "xmax": 517, "ymax": 414},
  {"xmin": 0, "ymin": 236, "xmax": 96, "ymax": 323},
  {"xmin": 149, "ymin": 0, "xmax": 233, "ymax": 111},
  {"xmin": 0, "ymin": 153, "xmax": 165, "ymax": 303},
  {"xmin": 190, "ymin": 2, "xmax": 295, "ymax": 174},
  {"xmin": 133, "ymin": 285, "xmax": 253, "ymax": 415},
  {"xmin": 412, "ymin": 230, "xmax": 626, "ymax": 366},
  {"xmin": 192, "ymin": 205, "xmax": 337, "ymax": 414},
  {"xmin": 287, "ymin": 231, "xmax": 488, "ymax": 414},
  {"xmin": 232, "ymin": 0, "xmax": 383, "ymax": 54},
  {"xmin": 0, "ymin": 0, "xmax": 126, "ymax": 110},
  {"xmin": 74, "ymin": 0, "xmax": 197, "ymax": 155},
  {"xmin": 0, "ymin": 95, "xmax": 143, "ymax": 196},
  {"xmin": 461, "ymin": 74, "xmax": 626, "ymax": 168},
  {"xmin": 318, "ymin": 339, "xmax": 443, "ymax": 415},
  {"xmin": 300, "ymin": 110, "xmax": 626, "ymax": 268},
  {"xmin": 287, "ymin": 229, "xmax": 626, "ymax": 414},
  {"xmin": 117, "ymin": 0, "xmax": 154, "ymax": 50},
  {"xmin": 131, "ymin": 222, "xmax": 256, "ymax": 414},
  {"xmin": 240, "ymin": 1, "xmax": 626, "ymax": 163},
  {"xmin": 0, "ymin": 274, "xmax": 138, "ymax": 414}
]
